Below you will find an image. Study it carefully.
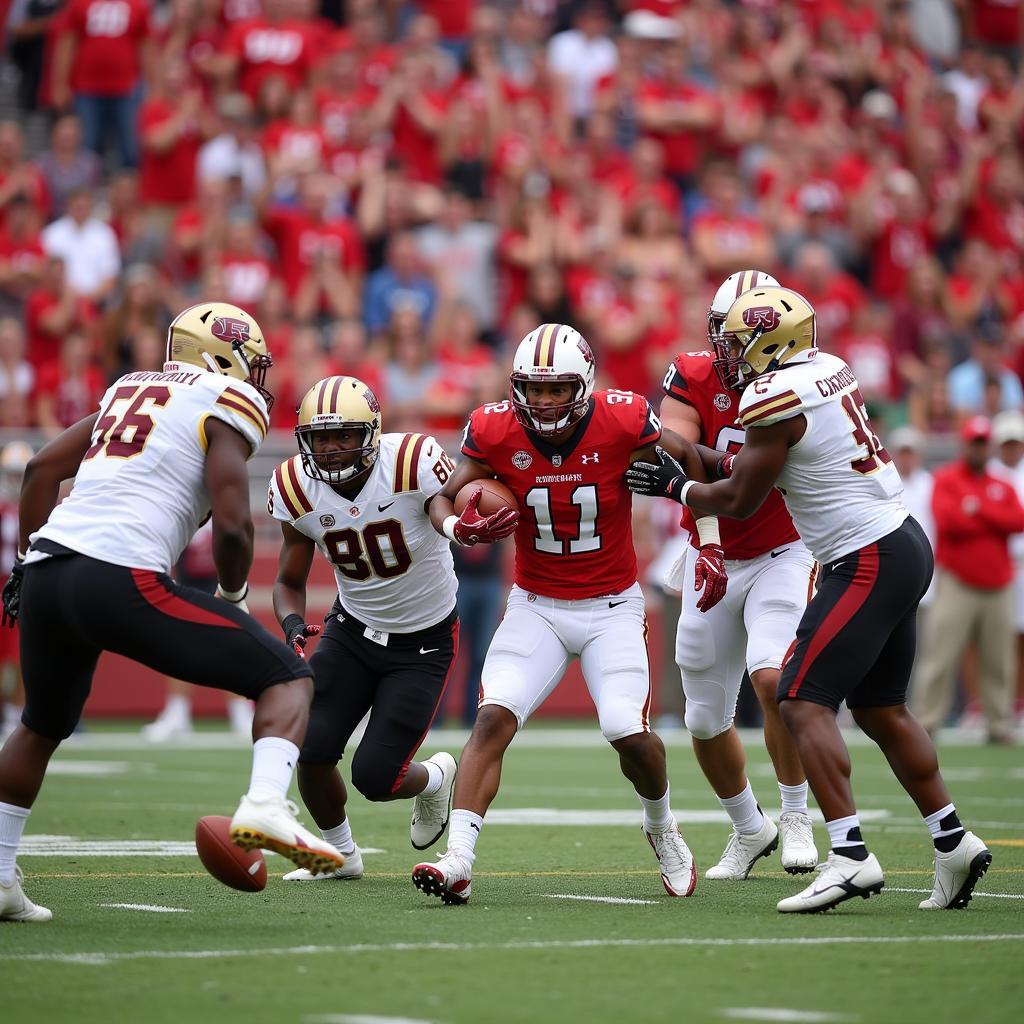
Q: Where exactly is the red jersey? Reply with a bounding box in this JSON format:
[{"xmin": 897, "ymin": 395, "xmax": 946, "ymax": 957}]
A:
[
  {"xmin": 65, "ymin": 0, "xmax": 150, "ymax": 96},
  {"xmin": 262, "ymin": 207, "xmax": 365, "ymax": 297},
  {"xmin": 462, "ymin": 391, "xmax": 662, "ymax": 599},
  {"xmin": 224, "ymin": 18, "xmax": 310, "ymax": 99},
  {"xmin": 663, "ymin": 351, "xmax": 799, "ymax": 560}
]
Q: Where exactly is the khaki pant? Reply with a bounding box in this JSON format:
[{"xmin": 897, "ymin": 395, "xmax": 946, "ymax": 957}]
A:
[{"xmin": 912, "ymin": 570, "xmax": 1016, "ymax": 738}]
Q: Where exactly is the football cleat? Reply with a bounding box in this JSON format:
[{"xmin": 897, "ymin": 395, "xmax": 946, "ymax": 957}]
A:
[
  {"xmin": 918, "ymin": 831, "xmax": 991, "ymax": 910},
  {"xmin": 0, "ymin": 866, "xmax": 52, "ymax": 923},
  {"xmin": 283, "ymin": 846, "xmax": 364, "ymax": 881},
  {"xmin": 644, "ymin": 819, "xmax": 697, "ymax": 896},
  {"xmin": 410, "ymin": 752, "xmax": 458, "ymax": 850},
  {"xmin": 779, "ymin": 810, "xmax": 819, "ymax": 874},
  {"xmin": 777, "ymin": 851, "xmax": 884, "ymax": 914},
  {"xmin": 229, "ymin": 795, "xmax": 345, "ymax": 876},
  {"xmin": 141, "ymin": 710, "xmax": 193, "ymax": 743},
  {"xmin": 705, "ymin": 813, "xmax": 779, "ymax": 881},
  {"xmin": 411, "ymin": 849, "xmax": 472, "ymax": 905}
]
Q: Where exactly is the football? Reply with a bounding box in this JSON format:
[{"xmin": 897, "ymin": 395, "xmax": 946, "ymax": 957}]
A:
[
  {"xmin": 195, "ymin": 815, "xmax": 268, "ymax": 892},
  {"xmin": 455, "ymin": 478, "xmax": 519, "ymax": 516}
]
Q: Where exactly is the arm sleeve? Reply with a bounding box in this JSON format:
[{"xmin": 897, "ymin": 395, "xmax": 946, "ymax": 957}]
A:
[
  {"xmin": 461, "ymin": 411, "xmax": 487, "ymax": 460},
  {"xmin": 978, "ymin": 485, "xmax": 1024, "ymax": 536},
  {"xmin": 661, "ymin": 358, "xmax": 695, "ymax": 407},
  {"xmin": 635, "ymin": 396, "xmax": 662, "ymax": 448},
  {"xmin": 270, "ymin": 456, "xmax": 315, "ymax": 523},
  {"xmin": 738, "ymin": 386, "xmax": 804, "ymax": 429},
  {"xmin": 206, "ymin": 380, "xmax": 270, "ymax": 456},
  {"xmin": 417, "ymin": 436, "xmax": 452, "ymax": 500}
]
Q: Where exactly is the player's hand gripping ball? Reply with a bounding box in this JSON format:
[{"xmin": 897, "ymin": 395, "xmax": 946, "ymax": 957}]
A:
[{"xmin": 453, "ymin": 480, "xmax": 520, "ymax": 545}]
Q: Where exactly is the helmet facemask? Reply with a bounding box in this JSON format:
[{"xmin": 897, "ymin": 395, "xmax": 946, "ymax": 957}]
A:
[
  {"xmin": 296, "ymin": 422, "xmax": 378, "ymax": 483},
  {"xmin": 244, "ymin": 351, "xmax": 275, "ymax": 413},
  {"xmin": 509, "ymin": 372, "xmax": 589, "ymax": 435}
]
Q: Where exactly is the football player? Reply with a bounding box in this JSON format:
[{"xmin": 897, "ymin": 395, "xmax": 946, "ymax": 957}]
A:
[
  {"xmin": 659, "ymin": 270, "xmax": 819, "ymax": 880},
  {"xmin": 628, "ymin": 286, "xmax": 992, "ymax": 914},
  {"xmin": 412, "ymin": 323, "xmax": 726, "ymax": 904},
  {"xmin": 0, "ymin": 302, "xmax": 343, "ymax": 923},
  {"xmin": 268, "ymin": 376, "xmax": 462, "ymax": 880},
  {"xmin": 0, "ymin": 442, "xmax": 31, "ymax": 740}
]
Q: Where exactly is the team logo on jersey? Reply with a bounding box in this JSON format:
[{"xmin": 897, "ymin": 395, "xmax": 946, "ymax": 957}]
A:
[
  {"xmin": 741, "ymin": 306, "xmax": 781, "ymax": 332},
  {"xmin": 512, "ymin": 450, "xmax": 533, "ymax": 470},
  {"xmin": 320, "ymin": 514, "xmax": 336, "ymax": 528},
  {"xmin": 552, "ymin": 455, "xmax": 563, "ymax": 468},
  {"xmin": 581, "ymin": 452, "xmax": 599, "ymax": 465},
  {"xmin": 527, "ymin": 593, "xmax": 537, "ymax": 602},
  {"xmin": 714, "ymin": 393, "xmax": 732, "ymax": 412},
  {"xmin": 211, "ymin": 316, "xmax": 250, "ymax": 343},
  {"xmin": 349, "ymin": 507, "xmax": 360, "ymax": 517}
]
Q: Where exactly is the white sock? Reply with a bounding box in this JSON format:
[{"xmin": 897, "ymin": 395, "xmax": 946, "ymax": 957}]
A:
[
  {"xmin": 639, "ymin": 785, "xmax": 674, "ymax": 832},
  {"xmin": 719, "ymin": 781, "xmax": 764, "ymax": 835},
  {"xmin": 419, "ymin": 758, "xmax": 444, "ymax": 797},
  {"xmin": 0, "ymin": 801, "xmax": 29, "ymax": 886},
  {"xmin": 246, "ymin": 737, "xmax": 299, "ymax": 802},
  {"xmin": 447, "ymin": 809, "xmax": 483, "ymax": 863},
  {"xmin": 778, "ymin": 781, "xmax": 809, "ymax": 814},
  {"xmin": 164, "ymin": 695, "xmax": 191, "ymax": 721},
  {"xmin": 826, "ymin": 813, "xmax": 866, "ymax": 853},
  {"xmin": 321, "ymin": 819, "xmax": 354, "ymax": 855}
]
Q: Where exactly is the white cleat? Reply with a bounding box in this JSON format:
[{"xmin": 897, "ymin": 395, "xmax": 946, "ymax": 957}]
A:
[
  {"xmin": 644, "ymin": 819, "xmax": 697, "ymax": 896},
  {"xmin": 777, "ymin": 851, "xmax": 884, "ymax": 914},
  {"xmin": 0, "ymin": 866, "xmax": 52, "ymax": 923},
  {"xmin": 779, "ymin": 810, "xmax": 819, "ymax": 874},
  {"xmin": 410, "ymin": 752, "xmax": 458, "ymax": 850},
  {"xmin": 283, "ymin": 846, "xmax": 364, "ymax": 881},
  {"xmin": 411, "ymin": 849, "xmax": 472, "ymax": 905},
  {"xmin": 918, "ymin": 832, "xmax": 991, "ymax": 910},
  {"xmin": 141, "ymin": 712, "xmax": 192, "ymax": 743},
  {"xmin": 229, "ymin": 795, "xmax": 345, "ymax": 876},
  {"xmin": 705, "ymin": 814, "xmax": 779, "ymax": 881}
]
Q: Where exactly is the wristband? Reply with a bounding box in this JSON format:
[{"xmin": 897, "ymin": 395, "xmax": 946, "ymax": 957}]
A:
[
  {"xmin": 694, "ymin": 515, "xmax": 721, "ymax": 547},
  {"xmin": 282, "ymin": 613, "xmax": 305, "ymax": 640},
  {"xmin": 679, "ymin": 480, "xmax": 697, "ymax": 507},
  {"xmin": 216, "ymin": 582, "xmax": 249, "ymax": 603},
  {"xmin": 442, "ymin": 515, "xmax": 464, "ymax": 545}
]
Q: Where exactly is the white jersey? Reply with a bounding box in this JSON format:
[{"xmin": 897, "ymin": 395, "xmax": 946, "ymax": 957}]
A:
[
  {"xmin": 268, "ymin": 432, "xmax": 457, "ymax": 633},
  {"xmin": 738, "ymin": 351, "xmax": 907, "ymax": 565},
  {"xmin": 28, "ymin": 364, "xmax": 269, "ymax": 573}
]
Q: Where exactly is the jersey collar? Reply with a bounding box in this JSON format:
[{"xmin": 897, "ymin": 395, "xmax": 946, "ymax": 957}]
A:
[{"xmin": 524, "ymin": 399, "xmax": 595, "ymax": 464}]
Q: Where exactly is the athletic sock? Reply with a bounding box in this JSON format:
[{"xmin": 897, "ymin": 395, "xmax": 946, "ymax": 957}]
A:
[
  {"xmin": 925, "ymin": 803, "xmax": 965, "ymax": 853},
  {"xmin": 163, "ymin": 695, "xmax": 191, "ymax": 722},
  {"xmin": 321, "ymin": 819, "xmax": 355, "ymax": 855},
  {"xmin": 447, "ymin": 809, "xmax": 483, "ymax": 863},
  {"xmin": 719, "ymin": 781, "xmax": 764, "ymax": 836},
  {"xmin": 419, "ymin": 758, "xmax": 444, "ymax": 797},
  {"xmin": 0, "ymin": 802, "xmax": 29, "ymax": 886},
  {"xmin": 778, "ymin": 781, "xmax": 809, "ymax": 815},
  {"xmin": 639, "ymin": 785, "xmax": 674, "ymax": 832},
  {"xmin": 826, "ymin": 814, "xmax": 868, "ymax": 861},
  {"xmin": 246, "ymin": 737, "xmax": 299, "ymax": 802}
]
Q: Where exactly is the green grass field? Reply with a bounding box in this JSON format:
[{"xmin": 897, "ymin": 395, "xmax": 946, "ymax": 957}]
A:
[{"xmin": 2, "ymin": 725, "xmax": 1021, "ymax": 1024}]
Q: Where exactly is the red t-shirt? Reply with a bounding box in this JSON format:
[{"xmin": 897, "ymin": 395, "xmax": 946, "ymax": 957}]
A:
[
  {"xmin": 262, "ymin": 120, "xmax": 326, "ymax": 168},
  {"xmin": 972, "ymin": 0, "xmax": 1021, "ymax": 45},
  {"xmin": 218, "ymin": 253, "xmax": 274, "ymax": 308},
  {"xmin": 65, "ymin": 0, "xmax": 150, "ymax": 96},
  {"xmin": 638, "ymin": 78, "xmax": 717, "ymax": 176},
  {"xmin": 417, "ymin": 0, "xmax": 473, "ymax": 38},
  {"xmin": 34, "ymin": 359, "xmax": 106, "ymax": 426},
  {"xmin": 0, "ymin": 230, "xmax": 45, "ymax": 283},
  {"xmin": 662, "ymin": 350, "xmax": 799, "ymax": 559},
  {"xmin": 870, "ymin": 218, "xmax": 932, "ymax": 299},
  {"xmin": 225, "ymin": 18, "xmax": 310, "ymax": 99},
  {"xmin": 462, "ymin": 390, "xmax": 662, "ymax": 599},
  {"xmin": 965, "ymin": 194, "xmax": 1024, "ymax": 256},
  {"xmin": 315, "ymin": 85, "xmax": 378, "ymax": 148},
  {"xmin": 138, "ymin": 98, "xmax": 202, "ymax": 204},
  {"xmin": 390, "ymin": 92, "xmax": 448, "ymax": 185},
  {"xmin": 24, "ymin": 287, "xmax": 96, "ymax": 369},
  {"xmin": 262, "ymin": 206, "xmax": 365, "ymax": 297},
  {"xmin": 690, "ymin": 210, "xmax": 771, "ymax": 275}
]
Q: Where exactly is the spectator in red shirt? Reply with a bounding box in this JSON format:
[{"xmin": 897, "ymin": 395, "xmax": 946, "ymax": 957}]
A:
[
  {"xmin": 52, "ymin": 0, "xmax": 153, "ymax": 168},
  {"xmin": 0, "ymin": 316, "xmax": 34, "ymax": 429},
  {"xmin": 33, "ymin": 326, "xmax": 105, "ymax": 434},
  {"xmin": 24, "ymin": 253, "xmax": 95, "ymax": 370},
  {"xmin": 914, "ymin": 416, "xmax": 1024, "ymax": 743},
  {"xmin": 0, "ymin": 194, "xmax": 45, "ymax": 317},
  {"xmin": 0, "ymin": 120, "xmax": 50, "ymax": 228},
  {"xmin": 220, "ymin": 0, "xmax": 311, "ymax": 101},
  {"xmin": 217, "ymin": 212, "xmax": 275, "ymax": 311}
]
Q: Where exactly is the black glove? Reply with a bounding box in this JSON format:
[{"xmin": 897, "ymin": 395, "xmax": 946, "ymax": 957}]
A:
[
  {"xmin": 625, "ymin": 447, "xmax": 688, "ymax": 502},
  {"xmin": 2, "ymin": 556, "xmax": 25, "ymax": 628},
  {"xmin": 282, "ymin": 613, "xmax": 322, "ymax": 657}
]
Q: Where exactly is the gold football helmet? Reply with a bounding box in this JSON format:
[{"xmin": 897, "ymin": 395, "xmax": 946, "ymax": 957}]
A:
[
  {"xmin": 715, "ymin": 286, "xmax": 816, "ymax": 389},
  {"xmin": 166, "ymin": 302, "xmax": 274, "ymax": 410},
  {"xmin": 296, "ymin": 376, "xmax": 382, "ymax": 483}
]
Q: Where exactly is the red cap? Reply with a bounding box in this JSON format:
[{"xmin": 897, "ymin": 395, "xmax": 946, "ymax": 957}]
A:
[{"xmin": 961, "ymin": 416, "xmax": 992, "ymax": 442}]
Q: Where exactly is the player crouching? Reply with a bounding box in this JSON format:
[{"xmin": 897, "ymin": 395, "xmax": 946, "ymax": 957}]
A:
[{"xmin": 267, "ymin": 377, "xmax": 460, "ymax": 878}]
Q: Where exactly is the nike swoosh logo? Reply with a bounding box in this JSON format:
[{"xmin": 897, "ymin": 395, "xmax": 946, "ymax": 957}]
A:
[
  {"xmin": 810, "ymin": 874, "xmax": 862, "ymax": 898},
  {"xmin": 770, "ymin": 548, "xmax": 790, "ymax": 559},
  {"xmin": 419, "ymin": 647, "xmax": 439, "ymax": 655},
  {"xmin": 378, "ymin": 502, "xmax": 395, "ymax": 512},
  {"xmin": 608, "ymin": 600, "xmax": 627, "ymax": 608}
]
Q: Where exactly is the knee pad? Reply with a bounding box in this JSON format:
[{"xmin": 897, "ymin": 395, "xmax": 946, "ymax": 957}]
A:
[
  {"xmin": 746, "ymin": 599, "xmax": 804, "ymax": 675},
  {"xmin": 682, "ymin": 678, "xmax": 735, "ymax": 740},
  {"xmin": 675, "ymin": 614, "xmax": 715, "ymax": 674},
  {"xmin": 350, "ymin": 749, "xmax": 400, "ymax": 802}
]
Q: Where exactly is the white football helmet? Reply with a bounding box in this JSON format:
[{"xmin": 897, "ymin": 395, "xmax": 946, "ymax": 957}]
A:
[
  {"xmin": 709, "ymin": 270, "xmax": 779, "ymax": 389},
  {"xmin": 510, "ymin": 323, "xmax": 596, "ymax": 435}
]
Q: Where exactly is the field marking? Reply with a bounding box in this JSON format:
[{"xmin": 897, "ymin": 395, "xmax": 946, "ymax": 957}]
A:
[
  {"xmin": 4, "ymin": 933, "xmax": 1023, "ymax": 966},
  {"xmin": 17, "ymin": 836, "xmax": 385, "ymax": 858},
  {"xmin": 988, "ymin": 839, "xmax": 1024, "ymax": 847},
  {"xmin": 306, "ymin": 1016, "xmax": 439, "ymax": 1024},
  {"xmin": 886, "ymin": 887, "xmax": 1024, "ymax": 900},
  {"xmin": 542, "ymin": 894, "xmax": 658, "ymax": 905},
  {"xmin": 486, "ymin": 809, "xmax": 890, "ymax": 827},
  {"xmin": 45, "ymin": 761, "xmax": 131, "ymax": 777},
  {"xmin": 720, "ymin": 1010, "xmax": 858, "ymax": 1023},
  {"xmin": 99, "ymin": 903, "xmax": 189, "ymax": 913}
]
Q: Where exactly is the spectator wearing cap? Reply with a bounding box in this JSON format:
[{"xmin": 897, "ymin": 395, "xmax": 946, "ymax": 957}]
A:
[
  {"xmin": 914, "ymin": 416, "xmax": 1024, "ymax": 743},
  {"xmin": 947, "ymin": 330, "xmax": 1024, "ymax": 418}
]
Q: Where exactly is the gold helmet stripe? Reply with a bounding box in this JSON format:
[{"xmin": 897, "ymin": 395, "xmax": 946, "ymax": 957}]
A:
[
  {"xmin": 282, "ymin": 455, "xmax": 314, "ymax": 516},
  {"xmin": 274, "ymin": 462, "xmax": 304, "ymax": 520},
  {"xmin": 392, "ymin": 432, "xmax": 426, "ymax": 493},
  {"xmin": 533, "ymin": 323, "xmax": 558, "ymax": 369}
]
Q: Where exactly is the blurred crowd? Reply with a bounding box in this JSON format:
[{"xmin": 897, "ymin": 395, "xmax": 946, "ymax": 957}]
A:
[{"xmin": 3, "ymin": 0, "xmax": 1024, "ymax": 439}]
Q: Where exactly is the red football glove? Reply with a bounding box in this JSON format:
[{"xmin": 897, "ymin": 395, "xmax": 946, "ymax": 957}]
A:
[
  {"xmin": 694, "ymin": 544, "xmax": 727, "ymax": 613},
  {"xmin": 454, "ymin": 487, "xmax": 520, "ymax": 546},
  {"xmin": 282, "ymin": 614, "xmax": 322, "ymax": 657},
  {"xmin": 717, "ymin": 453, "xmax": 736, "ymax": 479}
]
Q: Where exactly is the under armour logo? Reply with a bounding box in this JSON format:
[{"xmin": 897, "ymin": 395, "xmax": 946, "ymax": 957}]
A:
[{"xmin": 581, "ymin": 452, "xmax": 600, "ymax": 465}]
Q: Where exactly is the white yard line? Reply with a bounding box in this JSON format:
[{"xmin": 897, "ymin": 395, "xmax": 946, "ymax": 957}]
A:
[
  {"xmin": 4, "ymin": 933, "xmax": 1022, "ymax": 966},
  {"xmin": 886, "ymin": 887, "xmax": 1024, "ymax": 900},
  {"xmin": 719, "ymin": 1010, "xmax": 858, "ymax": 1023},
  {"xmin": 17, "ymin": 836, "xmax": 385, "ymax": 858},
  {"xmin": 484, "ymin": 809, "xmax": 889, "ymax": 826},
  {"xmin": 99, "ymin": 903, "xmax": 188, "ymax": 913},
  {"xmin": 305, "ymin": 1016, "xmax": 440, "ymax": 1024},
  {"xmin": 542, "ymin": 894, "xmax": 657, "ymax": 905}
]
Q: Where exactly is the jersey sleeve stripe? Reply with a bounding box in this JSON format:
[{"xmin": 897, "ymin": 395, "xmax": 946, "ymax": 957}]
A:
[
  {"xmin": 394, "ymin": 432, "xmax": 426, "ymax": 492},
  {"xmin": 274, "ymin": 464, "xmax": 304, "ymax": 520},
  {"xmin": 393, "ymin": 433, "xmax": 413, "ymax": 492},
  {"xmin": 407, "ymin": 433, "xmax": 428, "ymax": 490},
  {"xmin": 283, "ymin": 456, "xmax": 314, "ymax": 517},
  {"xmin": 217, "ymin": 393, "xmax": 269, "ymax": 438},
  {"xmin": 740, "ymin": 394, "xmax": 802, "ymax": 426},
  {"xmin": 220, "ymin": 387, "xmax": 270, "ymax": 434},
  {"xmin": 742, "ymin": 388, "xmax": 800, "ymax": 417}
]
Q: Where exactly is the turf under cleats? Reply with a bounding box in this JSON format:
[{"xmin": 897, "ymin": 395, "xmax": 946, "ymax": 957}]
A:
[
  {"xmin": 777, "ymin": 851, "xmax": 884, "ymax": 913},
  {"xmin": 918, "ymin": 831, "xmax": 992, "ymax": 910},
  {"xmin": 283, "ymin": 846, "xmax": 364, "ymax": 881},
  {"xmin": 230, "ymin": 795, "xmax": 345, "ymax": 876},
  {"xmin": 779, "ymin": 810, "xmax": 819, "ymax": 874},
  {"xmin": 705, "ymin": 814, "xmax": 779, "ymax": 881},
  {"xmin": 410, "ymin": 752, "xmax": 458, "ymax": 850},
  {"xmin": 0, "ymin": 866, "xmax": 52, "ymax": 923},
  {"xmin": 644, "ymin": 819, "xmax": 697, "ymax": 896},
  {"xmin": 411, "ymin": 850, "xmax": 472, "ymax": 905}
]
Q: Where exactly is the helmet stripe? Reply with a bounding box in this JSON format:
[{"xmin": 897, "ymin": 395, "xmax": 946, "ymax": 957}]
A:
[
  {"xmin": 329, "ymin": 375, "xmax": 343, "ymax": 412},
  {"xmin": 315, "ymin": 378, "xmax": 332, "ymax": 416},
  {"xmin": 533, "ymin": 323, "xmax": 558, "ymax": 368}
]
